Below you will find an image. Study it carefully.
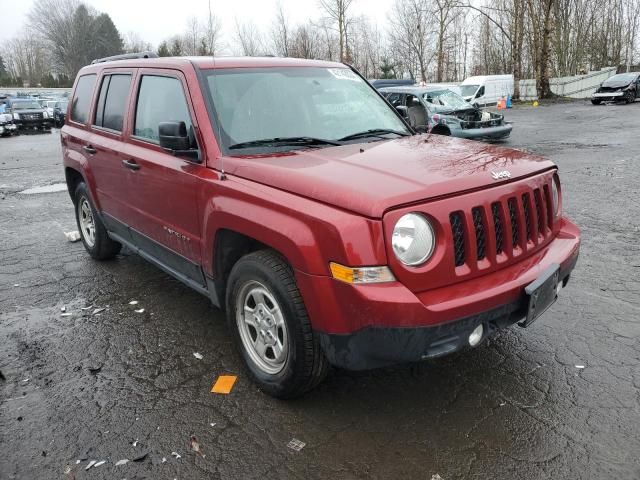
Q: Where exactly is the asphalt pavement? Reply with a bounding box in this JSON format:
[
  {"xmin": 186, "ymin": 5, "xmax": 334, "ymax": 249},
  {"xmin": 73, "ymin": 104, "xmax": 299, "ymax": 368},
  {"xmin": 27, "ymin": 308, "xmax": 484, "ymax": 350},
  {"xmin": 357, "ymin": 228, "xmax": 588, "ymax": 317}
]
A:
[{"xmin": 1, "ymin": 101, "xmax": 639, "ymax": 479}]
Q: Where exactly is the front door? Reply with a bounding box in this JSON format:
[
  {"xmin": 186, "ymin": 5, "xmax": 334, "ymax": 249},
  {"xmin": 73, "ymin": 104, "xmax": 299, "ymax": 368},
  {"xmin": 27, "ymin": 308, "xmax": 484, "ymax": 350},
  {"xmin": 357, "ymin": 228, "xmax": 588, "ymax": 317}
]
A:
[{"xmin": 122, "ymin": 69, "xmax": 206, "ymax": 285}]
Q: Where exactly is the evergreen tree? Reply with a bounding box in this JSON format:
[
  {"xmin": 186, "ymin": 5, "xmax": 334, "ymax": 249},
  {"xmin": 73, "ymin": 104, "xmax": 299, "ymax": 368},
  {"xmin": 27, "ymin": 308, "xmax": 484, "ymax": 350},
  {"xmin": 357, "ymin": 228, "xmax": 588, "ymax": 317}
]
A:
[
  {"xmin": 170, "ymin": 38, "xmax": 183, "ymax": 56},
  {"xmin": 157, "ymin": 41, "xmax": 171, "ymax": 57},
  {"xmin": 380, "ymin": 58, "xmax": 396, "ymax": 79},
  {"xmin": 92, "ymin": 13, "xmax": 124, "ymax": 60}
]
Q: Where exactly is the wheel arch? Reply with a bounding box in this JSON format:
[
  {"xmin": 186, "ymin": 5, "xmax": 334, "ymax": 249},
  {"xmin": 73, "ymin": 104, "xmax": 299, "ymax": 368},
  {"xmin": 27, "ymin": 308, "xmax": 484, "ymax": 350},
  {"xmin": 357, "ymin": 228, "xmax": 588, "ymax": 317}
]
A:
[{"xmin": 431, "ymin": 125, "xmax": 451, "ymax": 136}]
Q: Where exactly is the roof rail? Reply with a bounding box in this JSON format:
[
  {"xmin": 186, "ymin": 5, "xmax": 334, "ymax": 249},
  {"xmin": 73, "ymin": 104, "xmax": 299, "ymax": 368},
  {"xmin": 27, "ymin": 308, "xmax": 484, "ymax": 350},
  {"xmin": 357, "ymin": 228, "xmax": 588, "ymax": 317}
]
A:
[{"xmin": 91, "ymin": 51, "xmax": 158, "ymax": 64}]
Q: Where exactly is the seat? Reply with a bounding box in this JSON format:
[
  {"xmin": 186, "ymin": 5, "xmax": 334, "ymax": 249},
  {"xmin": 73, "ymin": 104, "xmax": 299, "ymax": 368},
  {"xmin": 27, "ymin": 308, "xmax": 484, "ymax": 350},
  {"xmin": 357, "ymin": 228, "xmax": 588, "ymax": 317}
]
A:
[{"xmin": 407, "ymin": 98, "xmax": 427, "ymax": 128}]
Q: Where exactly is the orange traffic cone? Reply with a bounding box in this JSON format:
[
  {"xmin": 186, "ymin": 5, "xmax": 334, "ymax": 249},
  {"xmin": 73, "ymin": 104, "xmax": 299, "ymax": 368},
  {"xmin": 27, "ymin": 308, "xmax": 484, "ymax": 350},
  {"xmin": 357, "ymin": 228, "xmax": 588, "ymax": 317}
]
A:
[{"xmin": 497, "ymin": 97, "xmax": 506, "ymax": 110}]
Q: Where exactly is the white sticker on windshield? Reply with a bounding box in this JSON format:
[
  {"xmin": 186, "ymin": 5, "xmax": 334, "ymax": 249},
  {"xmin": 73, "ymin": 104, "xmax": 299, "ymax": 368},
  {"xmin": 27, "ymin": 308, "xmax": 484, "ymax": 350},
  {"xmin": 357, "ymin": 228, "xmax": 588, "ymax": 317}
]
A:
[{"xmin": 328, "ymin": 68, "xmax": 360, "ymax": 82}]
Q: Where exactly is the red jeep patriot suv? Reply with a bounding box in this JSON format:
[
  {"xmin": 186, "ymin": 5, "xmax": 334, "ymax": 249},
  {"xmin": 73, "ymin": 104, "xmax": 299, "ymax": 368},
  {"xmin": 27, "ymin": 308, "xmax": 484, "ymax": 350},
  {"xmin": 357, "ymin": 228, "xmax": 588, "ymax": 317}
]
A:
[{"xmin": 62, "ymin": 53, "xmax": 580, "ymax": 398}]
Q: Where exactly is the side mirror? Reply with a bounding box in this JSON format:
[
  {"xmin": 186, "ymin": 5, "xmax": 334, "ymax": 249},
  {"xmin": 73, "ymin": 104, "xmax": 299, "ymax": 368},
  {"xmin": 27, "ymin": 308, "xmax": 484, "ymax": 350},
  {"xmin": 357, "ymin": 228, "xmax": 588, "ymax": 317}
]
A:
[
  {"xmin": 159, "ymin": 121, "xmax": 191, "ymax": 151},
  {"xmin": 395, "ymin": 105, "xmax": 408, "ymax": 118}
]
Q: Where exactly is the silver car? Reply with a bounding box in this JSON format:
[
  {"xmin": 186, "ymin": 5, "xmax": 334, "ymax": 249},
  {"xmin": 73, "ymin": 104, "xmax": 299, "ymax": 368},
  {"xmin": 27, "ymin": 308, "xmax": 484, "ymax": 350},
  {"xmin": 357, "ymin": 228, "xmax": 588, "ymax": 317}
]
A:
[{"xmin": 380, "ymin": 85, "xmax": 512, "ymax": 140}]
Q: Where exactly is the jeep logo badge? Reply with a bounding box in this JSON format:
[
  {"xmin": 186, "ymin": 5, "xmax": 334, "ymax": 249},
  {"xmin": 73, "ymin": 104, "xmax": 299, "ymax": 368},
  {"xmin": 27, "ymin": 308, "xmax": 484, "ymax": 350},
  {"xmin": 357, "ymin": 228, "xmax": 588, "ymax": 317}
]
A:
[{"xmin": 491, "ymin": 170, "xmax": 511, "ymax": 180}]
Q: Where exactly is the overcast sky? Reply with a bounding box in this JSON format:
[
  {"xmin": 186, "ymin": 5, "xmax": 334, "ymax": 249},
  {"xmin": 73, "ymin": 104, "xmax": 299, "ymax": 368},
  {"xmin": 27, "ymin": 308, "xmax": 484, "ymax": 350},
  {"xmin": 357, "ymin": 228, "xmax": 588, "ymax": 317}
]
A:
[{"xmin": 0, "ymin": 0, "xmax": 392, "ymax": 50}]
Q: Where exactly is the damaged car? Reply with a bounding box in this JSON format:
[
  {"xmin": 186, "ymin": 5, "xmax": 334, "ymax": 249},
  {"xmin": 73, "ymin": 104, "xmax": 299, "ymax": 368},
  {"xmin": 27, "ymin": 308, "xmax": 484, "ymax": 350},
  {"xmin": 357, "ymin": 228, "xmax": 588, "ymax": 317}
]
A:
[
  {"xmin": 380, "ymin": 85, "xmax": 512, "ymax": 140},
  {"xmin": 591, "ymin": 72, "xmax": 640, "ymax": 104},
  {"xmin": 0, "ymin": 112, "xmax": 18, "ymax": 136}
]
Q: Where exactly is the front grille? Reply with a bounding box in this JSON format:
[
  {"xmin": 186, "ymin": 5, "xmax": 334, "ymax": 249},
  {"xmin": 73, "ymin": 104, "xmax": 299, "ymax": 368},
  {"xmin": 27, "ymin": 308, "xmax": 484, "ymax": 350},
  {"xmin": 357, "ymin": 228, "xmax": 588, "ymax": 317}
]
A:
[
  {"xmin": 472, "ymin": 207, "xmax": 486, "ymax": 260},
  {"xmin": 522, "ymin": 193, "xmax": 532, "ymax": 241},
  {"xmin": 534, "ymin": 189, "xmax": 545, "ymax": 234},
  {"xmin": 448, "ymin": 180, "xmax": 555, "ymax": 269},
  {"xmin": 508, "ymin": 197, "xmax": 519, "ymax": 247},
  {"xmin": 491, "ymin": 202, "xmax": 503, "ymax": 254},
  {"xmin": 450, "ymin": 212, "xmax": 465, "ymax": 267},
  {"xmin": 19, "ymin": 112, "xmax": 43, "ymax": 121}
]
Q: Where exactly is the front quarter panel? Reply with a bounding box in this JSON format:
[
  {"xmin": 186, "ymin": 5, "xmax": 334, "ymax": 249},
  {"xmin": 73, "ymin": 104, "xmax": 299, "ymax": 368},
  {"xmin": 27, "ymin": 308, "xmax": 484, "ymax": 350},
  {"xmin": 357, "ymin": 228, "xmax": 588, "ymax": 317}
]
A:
[{"xmin": 199, "ymin": 171, "xmax": 388, "ymax": 277}]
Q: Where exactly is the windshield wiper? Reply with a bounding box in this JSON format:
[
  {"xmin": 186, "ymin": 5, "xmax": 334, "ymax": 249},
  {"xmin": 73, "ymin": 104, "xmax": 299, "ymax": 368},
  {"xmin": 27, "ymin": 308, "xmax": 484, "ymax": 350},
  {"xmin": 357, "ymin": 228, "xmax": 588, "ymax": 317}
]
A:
[
  {"xmin": 229, "ymin": 136, "xmax": 341, "ymax": 150},
  {"xmin": 338, "ymin": 128, "xmax": 410, "ymax": 141}
]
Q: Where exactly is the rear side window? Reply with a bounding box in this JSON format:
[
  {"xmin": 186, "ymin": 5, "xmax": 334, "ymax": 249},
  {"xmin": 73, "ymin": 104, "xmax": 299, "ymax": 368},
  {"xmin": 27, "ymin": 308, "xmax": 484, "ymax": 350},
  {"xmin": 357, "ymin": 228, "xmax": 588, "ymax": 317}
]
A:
[
  {"xmin": 134, "ymin": 75, "xmax": 192, "ymax": 143},
  {"xmin": 70, "ymin": 74, "xmax": 96, "ymax": 124},
  {"xmin": 94, "ymin": 74, "xmax": 132, "ymax": 132}
]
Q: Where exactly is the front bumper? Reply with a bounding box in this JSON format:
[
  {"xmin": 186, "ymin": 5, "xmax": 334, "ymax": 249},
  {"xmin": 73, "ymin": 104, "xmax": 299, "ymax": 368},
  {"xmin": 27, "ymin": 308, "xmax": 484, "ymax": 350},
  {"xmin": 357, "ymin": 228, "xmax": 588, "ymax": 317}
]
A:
[
  {"xmin": 15, "ymin": 119, "xmax": 53, "ymax": 129},
  {"xmin": 296, "ymin": 217, "xmax": 580, "ymax": 370},
  {"xmin": 455, "ymin": 123, "xmax": 512, "ymax": 139},
  {"xmin": 0, "ymin": 123, "xmax": 17, "ymax": 135},
  {"xmin": 592, "ymin": 92, "xmax": 624, "ymax": 99}
]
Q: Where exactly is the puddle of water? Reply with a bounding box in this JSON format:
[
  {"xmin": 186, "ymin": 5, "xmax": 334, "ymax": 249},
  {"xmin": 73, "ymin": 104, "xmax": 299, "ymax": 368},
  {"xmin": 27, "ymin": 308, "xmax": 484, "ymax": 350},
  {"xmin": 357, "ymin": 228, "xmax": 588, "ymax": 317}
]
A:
[{"xmin": 19, "ymin": 183, "xmax": 67, "ymax": 195}]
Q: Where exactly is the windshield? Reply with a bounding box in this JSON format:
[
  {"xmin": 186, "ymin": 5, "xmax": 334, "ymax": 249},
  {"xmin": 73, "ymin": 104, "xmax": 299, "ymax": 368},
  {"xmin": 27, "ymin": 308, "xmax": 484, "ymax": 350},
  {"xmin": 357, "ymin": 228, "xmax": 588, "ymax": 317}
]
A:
[
  {"xmin": 56, "ymin": 102, "xmax": 68, "ymax": 109},
  {"xmin": 202, "ymin": 67, "xmax": 410, "ymax": 152},
  {"xmin": 12, "ymin": 101, "xmax": 41, "ymax": 110},
  {"xmin": 423, "ymin": 89, "xmax": 472, "ymax": 111},
  {"xmin": 603, "ymin": 73, "xmax": 636, "ymax": 86},
  {"xmin": 459, "ymin": 84, "xmax": 479, "ymax": 97}
]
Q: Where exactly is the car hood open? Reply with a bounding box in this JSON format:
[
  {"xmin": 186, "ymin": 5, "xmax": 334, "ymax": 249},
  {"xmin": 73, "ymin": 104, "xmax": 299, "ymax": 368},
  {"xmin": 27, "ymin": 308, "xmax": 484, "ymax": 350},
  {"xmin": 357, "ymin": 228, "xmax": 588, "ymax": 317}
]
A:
[{"xmin": 222, "ymin": 135, "xmax": 555, "ymax": 218}]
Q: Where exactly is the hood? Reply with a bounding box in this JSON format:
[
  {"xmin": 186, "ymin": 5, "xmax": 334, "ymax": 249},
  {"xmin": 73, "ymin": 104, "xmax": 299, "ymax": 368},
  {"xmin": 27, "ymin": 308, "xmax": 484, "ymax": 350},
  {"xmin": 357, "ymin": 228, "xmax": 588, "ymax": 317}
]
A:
[
  {"xmin": 600, "ymin": 82, "xmax": 630, "ymax": 90},
  {"xmin": 222, "ymin": 135, "xmax": 555, "ymax": 218}
]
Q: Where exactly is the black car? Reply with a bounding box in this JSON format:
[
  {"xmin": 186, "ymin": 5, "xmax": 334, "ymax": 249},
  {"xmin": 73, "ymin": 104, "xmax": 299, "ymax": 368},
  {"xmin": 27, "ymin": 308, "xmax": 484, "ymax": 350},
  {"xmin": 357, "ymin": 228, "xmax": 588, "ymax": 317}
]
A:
[
  {"xmin": 53, "ymin": 100, "xmax": 68, "ymax": 128},
  {"xmin": 8, "ymin": 98, "xmax": 54, "ymax": 131},
  {"xmin": 591, "ymin": 72, "xmax": 640, "ymax": 104}
]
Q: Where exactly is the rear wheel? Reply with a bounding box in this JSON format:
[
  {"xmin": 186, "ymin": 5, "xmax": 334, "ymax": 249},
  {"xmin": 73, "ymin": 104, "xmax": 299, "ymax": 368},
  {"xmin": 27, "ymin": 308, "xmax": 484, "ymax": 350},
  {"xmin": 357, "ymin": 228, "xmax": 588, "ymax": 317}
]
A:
[
  {"xmin": 74, "ymin": 182, "xmax": 121, "ymax": 260},
  {"xmin": 226, "ymin": 250, "xmax": 329, "ymax": 398}
]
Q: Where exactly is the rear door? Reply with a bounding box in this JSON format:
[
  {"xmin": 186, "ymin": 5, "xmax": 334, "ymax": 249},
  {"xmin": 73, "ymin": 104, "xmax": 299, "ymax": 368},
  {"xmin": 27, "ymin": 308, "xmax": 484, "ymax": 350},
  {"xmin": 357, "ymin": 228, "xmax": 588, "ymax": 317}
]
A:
[
  {"xmin": 121, "ymin": 68, "xmax": 206, "ymax": 284},
  {"xmin": 62, "ymin": 73, "xmax": 98, "ymax": 198},
  {"xmin": 87, "ymin": 68, "xmax": 136, "ymax": 240}
]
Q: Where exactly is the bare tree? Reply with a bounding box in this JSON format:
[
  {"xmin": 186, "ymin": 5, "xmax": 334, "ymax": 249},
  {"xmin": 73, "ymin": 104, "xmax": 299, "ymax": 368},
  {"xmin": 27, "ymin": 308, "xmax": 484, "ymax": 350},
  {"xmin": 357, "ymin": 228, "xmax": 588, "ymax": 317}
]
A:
[
  {"xmin": 388, "ymin": 0, "xmax": 435, "ymax": 81},
  {"xmin": 318, "ymin": 0, "xmax": 355, "ymax": 62},
  {"xmin": 203, "ymin": 0, "xmax": 221, "ymax": 56},
  {"xmin": 123, "ymin": 31, "xmax": 152, "ymax": 53},
  {"xmin": 271, "ymin": 1, "xmax": 291, "ymax": 56},
  {"xmin": 3, "ymin": 30, "xmax": 49, "ymax": 86},
  {"xmin": 291, "ymin": 24, "xmax": 321, "ymax": 59},
  {"xmin": 234, "ymin": 19, "xmax": 264, "ymax": 56},
  {"xmin": 183, "ymin": 16, "xmax": 201, "ymax": 55}
]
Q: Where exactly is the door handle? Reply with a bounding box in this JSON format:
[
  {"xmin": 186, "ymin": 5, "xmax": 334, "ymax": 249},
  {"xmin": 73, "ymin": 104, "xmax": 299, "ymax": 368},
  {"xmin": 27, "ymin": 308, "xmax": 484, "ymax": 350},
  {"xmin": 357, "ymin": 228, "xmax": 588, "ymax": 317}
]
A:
[
  {"xmin": 83, "ymin": 145, "xmax": 96, "ymax": 154},
  {"xmin": 122, "ymin": 159, "xmax": 140, "ymax": 171}
]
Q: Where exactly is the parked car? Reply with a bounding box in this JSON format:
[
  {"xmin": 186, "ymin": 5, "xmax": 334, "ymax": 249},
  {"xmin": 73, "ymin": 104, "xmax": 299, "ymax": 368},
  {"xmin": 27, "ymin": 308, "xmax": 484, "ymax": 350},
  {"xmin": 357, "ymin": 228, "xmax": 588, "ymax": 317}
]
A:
[
  {"xmin": 62, "ymin": 54, "xmax": 580, "ymax": 398},
  {"xmin": 42, "ymin": 100, "xmax": 59, "ymax": 117},
  {"xmin": 460, "ymin": 75, "xmax": 514, "ymax": 106},
  {"xmin": 8, "ymin": 98, "xmax": 53, "ymax": 131},
  {"xmin": 591, "ymin": 72, "xmax": 640, "ymax": 104},
  {"xmin": 53, "ymin": 100, "xmax": 68, "ymax": 127},
  {"xmin": 0, "ymin": 112, "xmax": 18, "ymax": 136},
  {"xmin": 369, "ymin": 78, "xmax": 415, "ymax": 89},
  {"xmin": 380, "ymin": 85, "xmax": 512, "ymax": 140}
]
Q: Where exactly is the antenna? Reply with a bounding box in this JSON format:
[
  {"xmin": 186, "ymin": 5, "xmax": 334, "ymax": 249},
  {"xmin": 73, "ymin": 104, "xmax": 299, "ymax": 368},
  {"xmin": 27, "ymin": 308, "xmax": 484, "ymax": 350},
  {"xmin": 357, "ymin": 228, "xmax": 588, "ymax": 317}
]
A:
[{"xmin": 210, "ymin": 0, "xmax": 226, "ymax": 181}]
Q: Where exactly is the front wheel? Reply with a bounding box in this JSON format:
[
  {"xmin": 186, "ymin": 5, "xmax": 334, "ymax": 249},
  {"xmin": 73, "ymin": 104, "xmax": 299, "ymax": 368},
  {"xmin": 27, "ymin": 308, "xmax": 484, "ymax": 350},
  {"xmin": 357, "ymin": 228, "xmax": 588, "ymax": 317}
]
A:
[
  {"xmin": 591, "ymin": 99, "xmax": 601, "ymax": 105},
  {"xmin": 226, "ymin": 250, "xmax": 329, "ymax": 398},
  {"xmin": 626, "ymin": 91, "xmax": 635, "ymax": 104},
  {"xmin": 74, "ymin": 182, "xmax": 121, "ymax": 260}
]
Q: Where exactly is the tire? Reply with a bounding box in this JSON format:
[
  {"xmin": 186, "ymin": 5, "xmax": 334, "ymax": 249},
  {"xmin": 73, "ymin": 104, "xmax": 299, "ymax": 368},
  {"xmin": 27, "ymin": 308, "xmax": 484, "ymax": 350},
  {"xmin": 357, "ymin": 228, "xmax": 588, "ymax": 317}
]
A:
[
  {"xmin": 226, "ymin": 250, "xmax": 329, "ymax": 398},
  {"xmin": 591, "ymin": 99, "xmax": 601, "ymax": 105},
  {"xmin": 626, "ymin": 91, "xmax": 635, "ymax": 104},
  {"xmin": 74, "ymin": 182, "xmax": 121, "ymax": 260}
]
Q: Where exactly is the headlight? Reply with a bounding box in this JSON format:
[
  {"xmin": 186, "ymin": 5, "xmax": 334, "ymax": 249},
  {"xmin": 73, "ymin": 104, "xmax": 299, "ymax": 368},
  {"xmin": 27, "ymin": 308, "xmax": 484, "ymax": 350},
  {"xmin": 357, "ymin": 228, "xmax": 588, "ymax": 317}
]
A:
[
  {"xmin": 13, "ymin": 112, "xmax": 19, "ymax": 120},
  {"xmin": 551, "ymin": 174, "xmax": 561, "ymax": 217},
  {"xmin": 392, "ymin": 213, "xmax": 436, "ymax": 266},
  {"xmin": 43, "ymin": 111, "xmax": 49, "ymax": 118}
]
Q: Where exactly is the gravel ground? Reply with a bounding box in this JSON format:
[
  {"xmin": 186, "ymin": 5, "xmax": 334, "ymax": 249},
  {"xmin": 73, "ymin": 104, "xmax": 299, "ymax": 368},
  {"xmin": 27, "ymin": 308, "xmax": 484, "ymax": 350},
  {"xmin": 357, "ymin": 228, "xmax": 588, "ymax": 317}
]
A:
[{"xmin": 1, "ymin": 101, "xmax": 639, "ymax": 480}]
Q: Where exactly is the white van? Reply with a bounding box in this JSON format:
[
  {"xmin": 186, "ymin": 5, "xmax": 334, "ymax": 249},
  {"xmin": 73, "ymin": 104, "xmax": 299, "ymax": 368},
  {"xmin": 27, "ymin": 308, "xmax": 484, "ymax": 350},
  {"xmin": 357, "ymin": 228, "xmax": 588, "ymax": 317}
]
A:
[{"xmin": 460, "ymin": 75, "xmax": 514, "ymax": 106}]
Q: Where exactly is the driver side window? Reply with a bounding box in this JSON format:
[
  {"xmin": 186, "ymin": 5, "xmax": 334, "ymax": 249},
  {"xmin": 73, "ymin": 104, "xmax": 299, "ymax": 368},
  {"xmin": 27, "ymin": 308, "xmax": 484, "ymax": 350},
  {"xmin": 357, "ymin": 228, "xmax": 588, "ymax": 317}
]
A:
[{"xmin": 134, "ymin": 75, "xmax": 192, "ymax": 143}]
